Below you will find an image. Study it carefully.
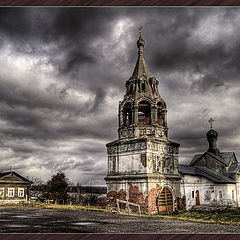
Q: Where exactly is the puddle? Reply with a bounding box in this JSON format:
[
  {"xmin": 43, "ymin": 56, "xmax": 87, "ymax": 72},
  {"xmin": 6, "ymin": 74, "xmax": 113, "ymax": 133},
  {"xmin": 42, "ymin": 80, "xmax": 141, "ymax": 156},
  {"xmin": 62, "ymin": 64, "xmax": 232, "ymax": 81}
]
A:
[
  {"xmin": 4, "ymin": 224, "xmax": 29, "ymax": 228},
  {"xmin": 72, "ymin": 222, "xmax": 99, "ymax": 226}
]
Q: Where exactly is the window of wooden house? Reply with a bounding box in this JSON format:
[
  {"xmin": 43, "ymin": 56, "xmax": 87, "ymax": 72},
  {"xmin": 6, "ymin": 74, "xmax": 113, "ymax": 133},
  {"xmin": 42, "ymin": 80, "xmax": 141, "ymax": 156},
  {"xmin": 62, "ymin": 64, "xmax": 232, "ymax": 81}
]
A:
[
  {"xmin": 0, "ymin": 188, "xmax": 4, "ymax": 198},
  {"xmin": 8, "ymin": 188, "xmax": 15, "ymax": 197},
  {"xmin": 18, "ymin": 188, "xmax": 24, "ymax": 197},
  {"xmin": 192, "ymin": 191, "xmax": 194, "ymax": 198},
  {"xmin": 232, "ymin": 190, "xmax": 235, "ymax": 200},
  {"xmin": 138, "ymin": 101, "xmax": 151, "ymax": 125}
]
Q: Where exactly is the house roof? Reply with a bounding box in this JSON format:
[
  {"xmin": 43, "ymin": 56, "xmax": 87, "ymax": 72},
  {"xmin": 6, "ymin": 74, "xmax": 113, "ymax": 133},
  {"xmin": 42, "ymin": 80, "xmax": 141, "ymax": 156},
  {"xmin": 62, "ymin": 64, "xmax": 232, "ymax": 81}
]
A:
[
  {"xmin": 190, "ymin": 151, "xmax": 235, "ymax": 167},
  {"xmin": 0, "ymin": 171, "xmax": 31, "ymax": 184},
  {"xmin": 179, "ymin": 164, "xmax": 236, "ymax": 184}
]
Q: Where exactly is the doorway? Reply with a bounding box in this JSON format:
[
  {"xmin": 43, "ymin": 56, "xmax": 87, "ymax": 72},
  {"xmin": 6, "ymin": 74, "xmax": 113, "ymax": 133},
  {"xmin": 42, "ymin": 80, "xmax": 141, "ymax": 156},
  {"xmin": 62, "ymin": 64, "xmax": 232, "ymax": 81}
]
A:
[
  {"xmin": 196, "ymin": 190, "xmax": 200, "ymax": 205},
  {"xmin": 158, "ymin": 187, "xmax": 173, "ymax": 213}
]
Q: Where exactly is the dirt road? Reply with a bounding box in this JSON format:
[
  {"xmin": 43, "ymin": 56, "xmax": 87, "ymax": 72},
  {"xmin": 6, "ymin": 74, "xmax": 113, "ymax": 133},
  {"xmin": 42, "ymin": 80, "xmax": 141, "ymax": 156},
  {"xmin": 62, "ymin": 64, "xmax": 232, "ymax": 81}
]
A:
[{"xmin": 0, "ymin": 206, "xmax": 240, "ymax": 233}]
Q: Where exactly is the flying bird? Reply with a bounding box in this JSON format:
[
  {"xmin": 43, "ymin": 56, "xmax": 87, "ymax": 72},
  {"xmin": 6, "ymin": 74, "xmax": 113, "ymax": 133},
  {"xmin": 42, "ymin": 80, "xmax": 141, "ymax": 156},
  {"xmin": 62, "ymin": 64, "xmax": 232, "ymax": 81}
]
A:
[{"xmin": 216, "ymin": 82, "xmax": 223, "ymax": 87}]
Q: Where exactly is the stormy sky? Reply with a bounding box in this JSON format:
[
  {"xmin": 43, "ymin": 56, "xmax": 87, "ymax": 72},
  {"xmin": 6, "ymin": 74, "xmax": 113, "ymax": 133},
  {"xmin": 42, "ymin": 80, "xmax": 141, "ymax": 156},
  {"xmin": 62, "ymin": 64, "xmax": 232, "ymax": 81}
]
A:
[{"xmin": 0, "ymin": 7, "xmax": 240, "ymax": 185}]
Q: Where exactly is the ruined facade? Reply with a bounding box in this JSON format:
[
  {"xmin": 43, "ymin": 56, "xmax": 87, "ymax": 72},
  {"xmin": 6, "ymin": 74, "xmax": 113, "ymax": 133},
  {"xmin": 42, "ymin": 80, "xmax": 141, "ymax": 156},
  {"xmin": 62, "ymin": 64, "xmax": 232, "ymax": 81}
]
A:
[{"xmin": 105, "ymin": 31, "xmax": 181, "ymax": 214}]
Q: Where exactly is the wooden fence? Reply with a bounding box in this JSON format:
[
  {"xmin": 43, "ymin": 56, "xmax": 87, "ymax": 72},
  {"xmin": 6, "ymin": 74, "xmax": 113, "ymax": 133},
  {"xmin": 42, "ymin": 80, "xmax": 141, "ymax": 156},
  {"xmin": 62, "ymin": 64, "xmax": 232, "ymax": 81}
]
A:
[{"xmin": 116, "ymin": 199, "xmax": 141, "ymax": 216}]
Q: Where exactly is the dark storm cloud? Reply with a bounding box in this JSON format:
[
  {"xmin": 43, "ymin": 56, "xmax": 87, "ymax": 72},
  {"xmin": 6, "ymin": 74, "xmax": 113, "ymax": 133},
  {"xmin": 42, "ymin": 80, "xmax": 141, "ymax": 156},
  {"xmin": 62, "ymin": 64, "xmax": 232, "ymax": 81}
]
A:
[{"xmin": 0, "ymin": 7, "xmax": 240, "ymax": 183}]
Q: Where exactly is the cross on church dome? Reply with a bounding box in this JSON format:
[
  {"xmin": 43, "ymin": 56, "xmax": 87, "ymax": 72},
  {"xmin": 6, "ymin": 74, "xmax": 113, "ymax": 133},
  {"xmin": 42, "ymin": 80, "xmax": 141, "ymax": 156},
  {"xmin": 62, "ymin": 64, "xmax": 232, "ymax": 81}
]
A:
[{"xmin": 208, "ymin": 118, "xmax": 214, "ymax": 129}]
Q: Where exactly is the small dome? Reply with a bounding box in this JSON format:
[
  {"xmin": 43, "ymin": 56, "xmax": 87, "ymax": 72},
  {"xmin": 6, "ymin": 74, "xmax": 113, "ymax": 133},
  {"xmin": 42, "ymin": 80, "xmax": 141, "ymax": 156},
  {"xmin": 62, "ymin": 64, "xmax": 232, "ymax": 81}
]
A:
[
  {"xmin": 137, "ymin": 34, "xmax": 145, "ymax": 48},
  {"xmin": 207, "ymin": 129, "xmax": 218, "ymax": 139}
]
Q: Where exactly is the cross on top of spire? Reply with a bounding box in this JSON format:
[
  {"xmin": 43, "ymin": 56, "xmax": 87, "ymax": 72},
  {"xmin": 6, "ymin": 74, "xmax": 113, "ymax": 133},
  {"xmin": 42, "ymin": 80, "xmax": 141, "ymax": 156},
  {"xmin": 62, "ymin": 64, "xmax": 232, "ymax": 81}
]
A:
[
  {"xmin": 137, "ymin": 26, "xmax": 145, "ymax": 51},
  {"xmin": 208, "ymin": 118, "xmax": 214, "ymax": 129}
]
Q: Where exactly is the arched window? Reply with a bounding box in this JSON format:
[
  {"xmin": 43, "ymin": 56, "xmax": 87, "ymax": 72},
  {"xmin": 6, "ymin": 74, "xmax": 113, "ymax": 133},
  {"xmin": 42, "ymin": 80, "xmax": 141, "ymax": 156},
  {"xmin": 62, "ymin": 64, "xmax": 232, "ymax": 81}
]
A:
[
  {"xmin": 219, "ymin": 190, "xmax": 223, "ymax": 200},
  {"xmin": 157, "ymin": 102, "xmax": 165, "ymax": 126},
  {"xmin": 123, "ymin": 103, "xmax": 132, "ymax": 127},
  {"xmin": 138, "ymin": 101, "xmax": 151, "ymax": 125}
]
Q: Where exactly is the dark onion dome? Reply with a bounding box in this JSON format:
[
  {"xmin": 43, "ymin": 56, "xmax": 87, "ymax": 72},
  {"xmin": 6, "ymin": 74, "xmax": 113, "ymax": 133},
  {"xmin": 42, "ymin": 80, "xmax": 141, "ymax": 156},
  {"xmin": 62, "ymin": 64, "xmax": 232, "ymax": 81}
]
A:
[
  {"xmin": 137, "ymin": 34, "xmax": 145, "ymax": 48},
  {"xmin": 207, "ymin": 129, "xmax": 218, "ymax": 139}
]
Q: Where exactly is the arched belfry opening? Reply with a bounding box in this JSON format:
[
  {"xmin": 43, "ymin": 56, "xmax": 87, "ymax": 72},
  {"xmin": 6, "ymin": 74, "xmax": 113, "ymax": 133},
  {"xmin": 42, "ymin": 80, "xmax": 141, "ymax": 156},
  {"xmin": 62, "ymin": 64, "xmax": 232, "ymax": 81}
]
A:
[
  {"xmin": 157, "ymin": 102, "xmax": 165, "ymax": 127},
  {"xmin": 138, "ymin": 100, "xmax": 151, "ymax": 125},
  {"xmin": 123, "ymin": 102, "xmax": 132, "ymax": 127}
]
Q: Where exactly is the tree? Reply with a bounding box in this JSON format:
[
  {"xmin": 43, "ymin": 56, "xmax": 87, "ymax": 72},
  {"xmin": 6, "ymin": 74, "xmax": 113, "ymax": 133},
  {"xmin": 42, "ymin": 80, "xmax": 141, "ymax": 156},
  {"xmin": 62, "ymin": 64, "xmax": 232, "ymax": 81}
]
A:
[{"xmin": 43, "ymin": 171, "xmax": 69, "ymax": 204}]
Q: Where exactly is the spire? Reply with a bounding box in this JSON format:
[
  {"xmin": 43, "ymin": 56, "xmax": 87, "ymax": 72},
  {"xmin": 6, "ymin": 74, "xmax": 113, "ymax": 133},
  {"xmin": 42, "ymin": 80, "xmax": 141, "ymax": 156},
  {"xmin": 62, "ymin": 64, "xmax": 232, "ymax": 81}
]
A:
[
  {"xmin": 131, "ymin": 27, "xmax": 151, "ymax": 79},
  {"xmin": 137, "ymin": 26, "xmax": 144, "ymax": 55}
]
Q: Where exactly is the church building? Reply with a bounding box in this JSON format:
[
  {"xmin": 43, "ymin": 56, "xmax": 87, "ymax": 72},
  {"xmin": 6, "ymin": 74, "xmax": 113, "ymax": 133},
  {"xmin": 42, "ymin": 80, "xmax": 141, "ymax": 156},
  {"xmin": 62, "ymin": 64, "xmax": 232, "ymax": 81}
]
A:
[
  {"xmin": 179, "ymin": 118, "xmax": 240, "ymax": 210},
  {"xmin": 105, "ymin": 30, "xmax": 240, "ymax": 213},
  {"xmin": 105, "ymin": 30, "xmax": 181, "ymax": 214}
]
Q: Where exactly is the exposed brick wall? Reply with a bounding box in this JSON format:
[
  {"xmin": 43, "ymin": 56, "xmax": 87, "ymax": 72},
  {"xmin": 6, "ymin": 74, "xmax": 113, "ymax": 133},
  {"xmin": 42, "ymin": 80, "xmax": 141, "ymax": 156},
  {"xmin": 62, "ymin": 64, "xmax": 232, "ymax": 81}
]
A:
[
  {"xmin": 107, "ymin": 189, "xmax": 126, "ymax": 208},
  {"xmin": 128, "ymin": 183, "xmax": 145, "ymax": 212},
  {"xmin": 145, "ymin": 184, "xmax": 161, "ymax": 213}
]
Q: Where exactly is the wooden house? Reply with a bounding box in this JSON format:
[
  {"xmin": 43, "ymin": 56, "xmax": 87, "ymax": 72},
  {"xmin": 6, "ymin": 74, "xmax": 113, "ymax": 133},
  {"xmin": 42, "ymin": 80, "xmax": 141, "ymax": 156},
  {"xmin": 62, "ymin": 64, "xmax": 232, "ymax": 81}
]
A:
[{"xmin": 0, "ymin": 171, "xmax": 31, "ymax": 202}]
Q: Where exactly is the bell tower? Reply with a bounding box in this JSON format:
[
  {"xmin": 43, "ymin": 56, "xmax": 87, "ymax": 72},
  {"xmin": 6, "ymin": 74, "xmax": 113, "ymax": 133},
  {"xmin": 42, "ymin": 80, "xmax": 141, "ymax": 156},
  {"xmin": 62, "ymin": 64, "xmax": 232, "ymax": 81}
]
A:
[
  {"xmin": 105, "ymin": 29, "xmax": 181, "ymax": 214},
  {"xmin": 119, "ymin": 28, "xmax": 168, "ymax": 141}
]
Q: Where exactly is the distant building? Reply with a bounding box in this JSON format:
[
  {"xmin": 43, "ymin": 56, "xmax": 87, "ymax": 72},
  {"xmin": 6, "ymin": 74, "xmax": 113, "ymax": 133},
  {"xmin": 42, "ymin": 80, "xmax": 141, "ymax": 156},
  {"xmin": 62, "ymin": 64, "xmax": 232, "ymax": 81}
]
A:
[
  {"xmin": 0, "ymin": 171, "xmax": 31, "ymax": 202},
  {"xmin": 67, "ymin": 185, "xmax": 107, "ymax": 199},
  {"xmin": 179, "ymin": 121, "xmax": 240, "ymax": 210},
  {"xmin": 30, "ymin": 184, "xmax": 107, "ymax": 205}
]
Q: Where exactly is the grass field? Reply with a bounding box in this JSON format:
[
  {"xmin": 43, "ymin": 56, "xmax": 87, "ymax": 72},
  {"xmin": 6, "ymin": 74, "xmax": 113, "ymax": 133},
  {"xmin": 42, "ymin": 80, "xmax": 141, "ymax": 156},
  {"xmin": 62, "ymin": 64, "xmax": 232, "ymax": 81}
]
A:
[{"xmin": 153, "ymin": 209, "xmax": 240, "ymax": 225}]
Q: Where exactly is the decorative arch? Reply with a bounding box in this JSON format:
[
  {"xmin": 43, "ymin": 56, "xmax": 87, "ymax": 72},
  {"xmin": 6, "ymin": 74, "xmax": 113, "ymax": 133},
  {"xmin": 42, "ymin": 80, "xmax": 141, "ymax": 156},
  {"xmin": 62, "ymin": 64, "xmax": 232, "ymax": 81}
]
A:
[
  {"xmin": 136, "ymin": 96, "xmax": 154, "ymax": 105},
  {"xmin": 138, "ymin": 100, "xmax": 151, "ymax": 125}
]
